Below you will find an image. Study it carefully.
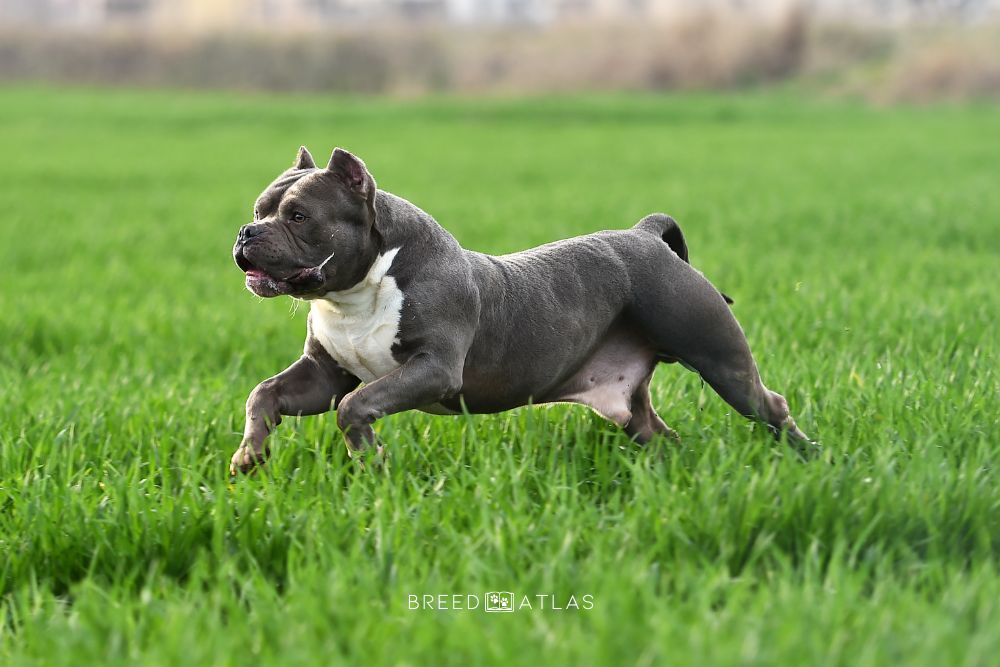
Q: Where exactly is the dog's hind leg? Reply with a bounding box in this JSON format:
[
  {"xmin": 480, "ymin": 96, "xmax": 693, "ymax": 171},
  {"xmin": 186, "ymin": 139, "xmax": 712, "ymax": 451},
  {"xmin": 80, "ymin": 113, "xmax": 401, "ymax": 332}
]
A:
[
  {"xmin": 624, "ymin": 372, "xmax": 679, "ymax": 444},
  {"xmin": 686, "ymin": 349, "xmax": 812, "ymax": 446},
  {"xmin": 652, "ymin": 306, "xmax": 811, "ymax": 446},
  {"xmin": 622, "ymin": 225, "xmax": 810, "ymax": 447}
]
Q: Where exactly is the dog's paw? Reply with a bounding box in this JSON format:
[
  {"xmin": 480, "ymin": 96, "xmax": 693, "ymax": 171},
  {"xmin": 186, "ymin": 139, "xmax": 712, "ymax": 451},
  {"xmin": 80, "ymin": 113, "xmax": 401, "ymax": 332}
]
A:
[
  {"xmin": 349, "ymin": 442, "xmax": 389, "ymax": 473},
  {"xmin": 230, "ymin": 442, "xmax": 270, "ymax": 476}
]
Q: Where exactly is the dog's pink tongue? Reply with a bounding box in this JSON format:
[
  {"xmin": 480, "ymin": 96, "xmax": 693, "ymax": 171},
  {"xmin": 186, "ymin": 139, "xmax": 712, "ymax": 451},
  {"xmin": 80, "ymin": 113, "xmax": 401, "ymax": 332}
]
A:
[{"xmin": 246, "ymin": 269, "xmax": 268, "ymax": 278}]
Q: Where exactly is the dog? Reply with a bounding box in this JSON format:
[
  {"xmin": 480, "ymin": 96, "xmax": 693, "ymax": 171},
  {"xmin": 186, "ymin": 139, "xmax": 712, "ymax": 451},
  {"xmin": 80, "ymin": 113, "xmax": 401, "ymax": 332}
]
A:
[{"xmin": 230, "ymin": 146, "xmax": 811, "ymax": 474}]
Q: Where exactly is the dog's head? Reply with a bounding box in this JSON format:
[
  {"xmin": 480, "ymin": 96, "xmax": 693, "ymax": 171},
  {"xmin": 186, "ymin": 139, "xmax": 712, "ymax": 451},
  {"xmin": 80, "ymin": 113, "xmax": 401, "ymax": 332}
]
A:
[{"xmin": 233, "ymin": 146, "xmax": 380, "ymax": 298}]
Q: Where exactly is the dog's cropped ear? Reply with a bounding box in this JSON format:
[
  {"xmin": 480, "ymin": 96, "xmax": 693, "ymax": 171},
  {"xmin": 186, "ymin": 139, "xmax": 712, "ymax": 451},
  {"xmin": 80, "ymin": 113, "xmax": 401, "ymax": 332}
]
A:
[
  {"xmin": 293, "ymin": 145, "xmax": 316, "ymax": 170},
  {"xmin": 327, "ymin": 148, "xmax": 376, "ymax": 197}
]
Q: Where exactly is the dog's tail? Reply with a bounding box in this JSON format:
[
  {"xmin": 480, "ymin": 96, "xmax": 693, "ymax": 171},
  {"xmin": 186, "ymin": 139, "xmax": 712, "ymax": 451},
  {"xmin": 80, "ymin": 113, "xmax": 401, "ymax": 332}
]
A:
[{"xmin": 634, "ymin": 213, "xmax": 734, "ymax": 305}]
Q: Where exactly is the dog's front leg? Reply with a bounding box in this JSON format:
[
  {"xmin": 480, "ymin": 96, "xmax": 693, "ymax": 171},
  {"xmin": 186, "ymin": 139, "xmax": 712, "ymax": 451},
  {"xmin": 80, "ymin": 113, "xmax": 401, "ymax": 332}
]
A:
[
  {"xmin": 231, "ymin": 352, "xmax": 360, "ymax": 475},
  {"xmin": 336, "ymin": 351, "xmax": 464, "ymax": 462}
]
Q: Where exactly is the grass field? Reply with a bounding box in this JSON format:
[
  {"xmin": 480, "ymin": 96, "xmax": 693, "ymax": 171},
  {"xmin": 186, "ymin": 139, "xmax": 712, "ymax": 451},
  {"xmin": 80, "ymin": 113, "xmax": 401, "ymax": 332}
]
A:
[{"xmin": 1, "ymin": 87, "xmax": 998, "ymax": 666}]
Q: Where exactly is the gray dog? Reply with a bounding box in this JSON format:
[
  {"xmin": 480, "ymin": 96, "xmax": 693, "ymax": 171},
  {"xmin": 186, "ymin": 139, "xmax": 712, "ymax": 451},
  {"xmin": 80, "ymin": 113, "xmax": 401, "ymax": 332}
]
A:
[{"xmin": 230, "ymin": 146, "xmax": 810, "ymax": 474}]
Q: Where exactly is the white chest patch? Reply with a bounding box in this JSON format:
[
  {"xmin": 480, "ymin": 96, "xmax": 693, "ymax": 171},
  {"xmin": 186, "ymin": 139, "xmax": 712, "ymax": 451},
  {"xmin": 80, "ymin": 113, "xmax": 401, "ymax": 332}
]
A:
[{"xmin": 308, "ymin": 248, "xmax": 405, "ymax": 383}]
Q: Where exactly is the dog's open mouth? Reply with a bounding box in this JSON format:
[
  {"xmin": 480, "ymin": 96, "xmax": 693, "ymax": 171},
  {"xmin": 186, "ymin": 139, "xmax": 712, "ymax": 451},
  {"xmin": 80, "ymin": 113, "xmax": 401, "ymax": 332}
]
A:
[
  {"xmin": 243, "ymin": 269, "xmax": 293, "ymax": 297},
  {"xmin": 235, "ymin": 248, "xmax": 296, "ymax": 297},
  {"xmin": 235, "ymin": 246, "xmax": 332, "ymax": 298}
]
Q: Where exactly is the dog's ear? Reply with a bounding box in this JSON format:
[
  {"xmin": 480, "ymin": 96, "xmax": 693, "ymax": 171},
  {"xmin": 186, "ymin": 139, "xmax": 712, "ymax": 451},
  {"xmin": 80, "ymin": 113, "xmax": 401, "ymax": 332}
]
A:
[
  {"xmin": 327, "ymin": 148, "xmax": 376, "ymax": 196},
  {"xmin": 293, "ymin": 145, "xmax": 316, "ymax": 170}
]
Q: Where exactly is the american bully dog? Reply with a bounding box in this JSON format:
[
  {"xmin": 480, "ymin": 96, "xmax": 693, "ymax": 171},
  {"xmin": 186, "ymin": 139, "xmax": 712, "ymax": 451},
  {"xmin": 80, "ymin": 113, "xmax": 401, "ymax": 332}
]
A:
[{"xmin": 230, "ymin": 146, "xmax": 811, "ymax": 474}]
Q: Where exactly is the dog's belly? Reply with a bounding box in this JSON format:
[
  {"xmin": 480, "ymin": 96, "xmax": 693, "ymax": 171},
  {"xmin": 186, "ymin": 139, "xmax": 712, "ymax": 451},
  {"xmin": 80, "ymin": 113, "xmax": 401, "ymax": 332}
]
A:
[
  {"xmin": 449, "ymin": 321, "xmax": 656, "ymax": 417},
  {"xmin": 308, "ymin": 250, "xmax": 404, "ymax": 384},
  {"xmin": 541, "ymin": 323, "xmax": 658, "ymax": 424}
]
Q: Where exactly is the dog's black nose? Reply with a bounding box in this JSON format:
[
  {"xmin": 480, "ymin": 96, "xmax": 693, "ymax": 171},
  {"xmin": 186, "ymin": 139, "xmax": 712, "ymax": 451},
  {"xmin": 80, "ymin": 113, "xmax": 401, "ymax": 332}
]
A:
[{"xmin": 238, "ymin": 222, "xmax": 266, "ymax": 244}]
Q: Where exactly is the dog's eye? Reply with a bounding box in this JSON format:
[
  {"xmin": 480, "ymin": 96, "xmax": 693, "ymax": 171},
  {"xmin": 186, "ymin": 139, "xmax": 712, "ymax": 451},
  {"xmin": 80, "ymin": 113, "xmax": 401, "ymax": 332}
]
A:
[{"xmin": 290, "ymin": 212, "xmax": 307, "ymax": 223}]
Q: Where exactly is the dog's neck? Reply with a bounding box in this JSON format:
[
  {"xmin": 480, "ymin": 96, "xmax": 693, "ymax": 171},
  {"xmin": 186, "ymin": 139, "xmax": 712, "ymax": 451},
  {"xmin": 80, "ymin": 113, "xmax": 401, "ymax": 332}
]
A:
[
  {"xmin": 314, "ymin": 247, "xmax": 401, "ymax": 315},
  {"xmin": 373, "ymin": 190, "xmax": 453, "ymax": 248}
]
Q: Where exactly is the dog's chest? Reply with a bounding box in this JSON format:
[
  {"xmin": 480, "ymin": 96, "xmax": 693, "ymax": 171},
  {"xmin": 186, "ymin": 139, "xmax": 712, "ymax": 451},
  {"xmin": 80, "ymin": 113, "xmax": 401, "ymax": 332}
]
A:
[{"xmin": 308, "ymin": 250, "xmax": 404, "ymax": 383}]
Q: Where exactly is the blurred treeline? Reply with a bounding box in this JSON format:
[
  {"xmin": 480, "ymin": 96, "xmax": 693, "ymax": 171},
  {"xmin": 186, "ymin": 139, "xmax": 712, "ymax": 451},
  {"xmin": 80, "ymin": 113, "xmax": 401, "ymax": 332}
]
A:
[{"xmin": 1, "ymin": 10, "xmax": 998, "ymax": 101}]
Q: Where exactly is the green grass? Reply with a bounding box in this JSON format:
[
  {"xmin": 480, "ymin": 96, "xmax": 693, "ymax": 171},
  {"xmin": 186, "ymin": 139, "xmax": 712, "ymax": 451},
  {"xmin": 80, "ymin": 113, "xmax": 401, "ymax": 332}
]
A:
[{"xmin": 1, "ymin": 86, "xmax": 998, "ymax": 666}]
